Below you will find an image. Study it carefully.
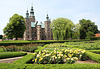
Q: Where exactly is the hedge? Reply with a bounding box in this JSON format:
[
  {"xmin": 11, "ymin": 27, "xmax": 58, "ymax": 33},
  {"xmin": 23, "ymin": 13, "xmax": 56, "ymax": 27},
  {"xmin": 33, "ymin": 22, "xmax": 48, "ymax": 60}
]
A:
[
  {"xmin": 89, "ymin": 50, "xmax": 100, "ymax": 54},
  {"xmin": 13, "ymin": 54, "xmax": 33, "ymax": 64},
  {"xmin": 90, "ymin": 37, "xmax": 100, "ymax": 40},
  {"xmin": 0, "ymin": 52, "xmax": 27, "ymax": 59},
  {"xmin": 0, "ymin": 39, "xmax": 90, "ymax": 46},
  {"xmin": 35, "ymin": 44, "xmax": 49, "ymax": 53},
  {"xmin": 85, "ymin": 51, "xmax": 100, "ymax": 63},
  {"xmin": 0, "ymin": 63, "xmax": 100, "ymax": 69}
]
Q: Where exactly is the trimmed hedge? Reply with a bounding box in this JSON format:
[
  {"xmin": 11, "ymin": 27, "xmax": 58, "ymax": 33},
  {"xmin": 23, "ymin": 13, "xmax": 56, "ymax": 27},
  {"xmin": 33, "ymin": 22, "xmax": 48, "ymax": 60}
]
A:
[
  {"xmin": 89, "ymin": 50, "xmax": 100, "ymax": 54},
  {"xmin": 13, "ymin": 54, "xmax": 33, "ymax": 64},
  {"xmin": 0, "ymin": 63, "xmax": 100, "ymax": 69},
  {"xmin": 90, "ymin": 37, "xmax": 100, "ymax": 40},
  {"xmin": 0, "ymin": 39, "xmax": 90, "ymax": 46},
  {"xmin": 0, "ymin": 52, "xmax": 27, "ymax": 59},
  {"xmin": 85, "ymin": 51, "xmax": 100, "ymax": 63},
  {"xmin": 35, "ymin": 44, "xmax": 49, "ymax": 53}
]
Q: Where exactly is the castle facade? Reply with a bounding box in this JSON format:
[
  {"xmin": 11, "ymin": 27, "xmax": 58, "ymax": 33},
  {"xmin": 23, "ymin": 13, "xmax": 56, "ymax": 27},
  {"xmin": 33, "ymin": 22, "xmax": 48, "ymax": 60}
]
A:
[{"xmin": 23, "ymin": 6, "xmax": 53, "ymax": 40}]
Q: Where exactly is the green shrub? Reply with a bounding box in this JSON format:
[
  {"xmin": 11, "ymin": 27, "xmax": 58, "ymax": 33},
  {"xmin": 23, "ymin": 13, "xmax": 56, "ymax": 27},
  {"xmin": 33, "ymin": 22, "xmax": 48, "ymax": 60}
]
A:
[
  {"xmin": 0, "ymin": 52, "xmax": 27, "ymax": 59},
  {"xmin": 0, "ymin": 63, "xmax": 100, "ymax": 69},
  {"xmin": 89, "ymin": 50, "xmax": 100, "ymax": 54},
  {"xmin": 85, "ymin": 51, "xmax": 100, "ymax": 63},
  {"xmin": 13, "ymin": 54, "xmax": 33, "ymax": 64},
  {"xmin": 90, "ymin": 37, "xmax": 100, "ymax": 40},
  {"xmin": 35, "ymin": 44, "xmax": 49, "ymax": 53},
  {"xmin": 20, "ymin": 44, "xmax": 37, "ymax": 52}
]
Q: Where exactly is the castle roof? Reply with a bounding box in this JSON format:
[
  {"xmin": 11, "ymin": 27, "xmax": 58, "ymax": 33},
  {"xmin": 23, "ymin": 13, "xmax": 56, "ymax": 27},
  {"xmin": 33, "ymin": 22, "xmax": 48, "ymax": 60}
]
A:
[
  {"xmin": 37, "ymin": 22, "xmax": 44, "ymax": 28},
  {"xmin": 31, "ymin": 22, "xmax": 44, "ymax": 28},
  {"xmin": 31, "ymin": 22, "xmax": 36, "ymax": 27}
]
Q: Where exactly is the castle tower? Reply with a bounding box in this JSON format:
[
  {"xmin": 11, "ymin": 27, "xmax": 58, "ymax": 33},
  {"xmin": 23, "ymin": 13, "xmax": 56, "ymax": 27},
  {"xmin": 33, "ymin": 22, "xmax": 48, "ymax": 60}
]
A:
[
  {"xmin": 44, "ymin": 14, "xmax": 52, "ymax": 40},
  {"xmin": 37, "ymin": 23, "xmax": 41, "ymax": 40},
  {"xmin": 24, "ymin": 5, "xmax": 36, "ymax": 40},
  {"xmin": 30, "ymin": 6, "xmax": 35, "ymax": 22}
]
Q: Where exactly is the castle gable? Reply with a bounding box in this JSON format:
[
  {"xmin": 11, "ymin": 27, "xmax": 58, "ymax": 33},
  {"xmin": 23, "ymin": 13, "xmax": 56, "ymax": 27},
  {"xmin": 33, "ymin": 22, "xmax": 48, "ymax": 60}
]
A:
[{"xmin": 31, "ymin": 22, "xmax": 36, "ymax": 27}]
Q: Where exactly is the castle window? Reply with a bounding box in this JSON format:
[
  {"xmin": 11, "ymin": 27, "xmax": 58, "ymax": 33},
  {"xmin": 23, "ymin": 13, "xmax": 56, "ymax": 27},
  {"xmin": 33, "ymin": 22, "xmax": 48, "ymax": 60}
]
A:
[
  {"xmin": 27, "ymin": 31, "xmax": 29, "ymax": 34},
  {"xmin": 27, "ymin": 35, "xmax": 29, "ymax": 38},
  {"xmin": 28, "ymin": 22, "xmax": 29, "ymax": 25},
  {"xmin": 27, "ymin": 27, "xmax": 29, "ymax": 30}
]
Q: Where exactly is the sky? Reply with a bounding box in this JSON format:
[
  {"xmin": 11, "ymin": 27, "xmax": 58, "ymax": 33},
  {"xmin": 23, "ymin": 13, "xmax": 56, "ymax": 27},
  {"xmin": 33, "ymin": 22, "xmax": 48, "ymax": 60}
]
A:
[{"xmin": 0, "ymin": 0, "xmax": 100, "ymax": 35}]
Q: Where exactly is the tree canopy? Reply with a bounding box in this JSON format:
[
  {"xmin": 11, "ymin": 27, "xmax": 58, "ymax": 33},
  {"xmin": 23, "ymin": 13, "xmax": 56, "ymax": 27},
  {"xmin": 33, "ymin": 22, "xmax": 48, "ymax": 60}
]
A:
[
  {"xmin": 3, "ymin": 14, "xmax": 26, "ymax": 40},
  {"xmin": 51, "ymin": 18, "xmax": 74, "ymax": 40},
  {"xmin": 79, "ymin": 19, "xmax": 98, "ymax": 39},
  {"xmin": 0, "ymin": 35, "xmax": 3, "ymax": 39}
]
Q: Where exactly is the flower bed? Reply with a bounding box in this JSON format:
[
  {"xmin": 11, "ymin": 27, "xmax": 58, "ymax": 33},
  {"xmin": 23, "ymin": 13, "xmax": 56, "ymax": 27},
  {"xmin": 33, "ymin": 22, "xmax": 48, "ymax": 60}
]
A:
[
  {"xmin": 45, "ymin": 43, "xmax": 67, "ymax": 48},
  {"xmin": 32, "ymin": 48, "xmax": 86, "ymax": 64}
]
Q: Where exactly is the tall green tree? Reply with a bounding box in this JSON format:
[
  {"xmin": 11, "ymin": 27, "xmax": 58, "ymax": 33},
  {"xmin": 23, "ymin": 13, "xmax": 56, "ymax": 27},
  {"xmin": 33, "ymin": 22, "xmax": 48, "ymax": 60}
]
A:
[
  {"xmin": 51, "ymin": 18, "xmax": 74, "ymax": 40},
  {"xmin": 3, "ymin": 14, "xmax": 26, "ymax": 40},
  {"xmin": 79, "ymin": 19, "xmax": 98, "ymax": 39},
  {"xmin": 72, "ymin": 24, "xmax": 81, "ymax": 39}
]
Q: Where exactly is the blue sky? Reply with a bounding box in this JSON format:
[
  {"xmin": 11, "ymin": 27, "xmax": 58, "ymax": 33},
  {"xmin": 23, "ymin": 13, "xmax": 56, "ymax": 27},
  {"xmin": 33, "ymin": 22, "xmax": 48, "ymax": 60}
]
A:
[{"xmin": 0, "ymin": 0, "xmax": 100, "ymax": 35}]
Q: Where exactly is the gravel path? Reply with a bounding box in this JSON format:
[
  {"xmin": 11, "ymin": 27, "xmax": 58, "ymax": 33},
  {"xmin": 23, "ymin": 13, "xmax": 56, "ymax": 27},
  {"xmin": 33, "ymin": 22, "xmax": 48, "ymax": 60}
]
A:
[{"xmin": 0, "ymin": 56, "xmax": 23, "ymax": 63}]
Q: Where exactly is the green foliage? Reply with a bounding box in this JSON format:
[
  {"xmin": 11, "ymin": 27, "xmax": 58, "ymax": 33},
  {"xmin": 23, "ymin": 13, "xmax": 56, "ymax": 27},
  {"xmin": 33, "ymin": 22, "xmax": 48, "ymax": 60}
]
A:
[
  {"xmin": 35, "ymin": 44, "xmax": 49, "ymax": 53},
  {"xmin": 13, "ymin": 54, "xmax": 33, "ymax": 64},
  {"xmin": 65, "ymin": 41, "xmax": 100, "ymax": 50},
  {"xmin": 89, "ymin": 50, "xmax": 100, "ymax": 54},
  {"xmin": 90, "ymin": 37, "xmax": 100, "ymax": 40},
  {"xmin": 79, "ymin": 19, "xmax": 98, "ymax": 39},
  {"xmin": 0, "ymin": 35, "xmax": 3, "ymax": 39},
  {"xmin": 85, "ymin": 51, "xmax": 100, "ymax": 63},
  {"xmin": 51, "ymin": 18, "xmax": 74, "ymax": 40},
  {"xmin": 72, "ymin": 24, "xmax": 81, "ymax": 39},
  {"xmin": 0, "ymin": 63, "xmax": 100, "ymax": 69},
  {"xmin": 0, "ymin": 52, "xmax": 27, "ymax": 59},
  {"xmin": 3, "ymin": 14, "xmax": 26, "ymax": 40}
]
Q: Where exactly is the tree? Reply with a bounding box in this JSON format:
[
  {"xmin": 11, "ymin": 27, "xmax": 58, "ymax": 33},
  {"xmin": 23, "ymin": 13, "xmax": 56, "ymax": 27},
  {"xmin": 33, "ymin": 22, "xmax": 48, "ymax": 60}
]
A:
[
  {"xmin": 51, "ymin": 18, "xmax": 74, "ymax": 40},
  {"xmin": 72, "ymin": 24, "xmax": 81, "ymax": 39},
  {"xmin": 0, "ymin": 35, "xmax": 3, "ymax": 39},
  {"xmin": 3, "ymin": 14, "xmax": 26, "ymax": 40},
  {"xmin": 79, "ymin": 19, "xmax": 98, "ymax": 39}
]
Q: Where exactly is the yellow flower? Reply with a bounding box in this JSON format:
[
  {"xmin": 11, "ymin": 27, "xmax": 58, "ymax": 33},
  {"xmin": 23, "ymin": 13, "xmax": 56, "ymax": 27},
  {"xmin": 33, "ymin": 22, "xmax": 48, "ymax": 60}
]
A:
[
  {"xmin": 66, "ymin": 58, "xmax": 70, "ymax": 60},
  {"xmin": 68, "ymin": 54, "xmax": 72, "ymax": 57},
  {"xmin": 71, "ymin": 58, "xmax": 74, "ymax": 61},
  {"xmin": 33, "ymin": 53, "xmax": 36, "ymax": 56},
  {"xmin": 39, "ymin": 59, "xmax": 41, "ymax": 61},
  {"xmin": 35, "ymin": 59, "xmax": 37, "ymax": 62},
  {"xmin": 81, "ymin": 50, "xmax": 86, "ymax": 53},
  {"xmin": 32, "ymin": 59, "xmax": 34, "ymax": 62},
  {"xmin": 64, "ymin": 55, "xmax": 67, "ymax": 58}
]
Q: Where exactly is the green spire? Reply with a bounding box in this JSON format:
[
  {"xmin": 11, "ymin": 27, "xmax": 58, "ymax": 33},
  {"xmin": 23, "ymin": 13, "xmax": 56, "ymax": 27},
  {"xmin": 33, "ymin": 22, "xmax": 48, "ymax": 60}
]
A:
[
  {"xmin": 46, "ymin": 14, "xmax": 49, "ymax": 19},
  {"xmin": 26, "ymin": 10, "xmax": 29, "ymax": 18},
  {"xmin": 30, "ymin": 6, "xmax": 34, "ymax": 16}
]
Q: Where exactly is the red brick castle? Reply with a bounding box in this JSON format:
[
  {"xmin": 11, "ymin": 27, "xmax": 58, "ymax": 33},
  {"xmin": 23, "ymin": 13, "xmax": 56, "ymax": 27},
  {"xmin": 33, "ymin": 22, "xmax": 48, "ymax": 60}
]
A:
[{"xmin": 23, "ymin": 6, "xmax": 53, "ymax": 40}]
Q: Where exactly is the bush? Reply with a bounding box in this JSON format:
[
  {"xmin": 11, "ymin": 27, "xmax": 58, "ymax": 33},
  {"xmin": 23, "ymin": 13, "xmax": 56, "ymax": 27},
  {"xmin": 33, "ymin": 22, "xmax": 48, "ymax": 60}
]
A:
[
  {"xmin": 0, "ymin": 63, "xmax": 100, "ymax": 69},
  {"xmin": 35, "ymin": 44, "xmax": 49, "ymax": 53},
  {"xmin": 90, "ymin": 37, "xmax": 100, "ymax": 40},
  {"xmin": 85, "ymin": 51, "xmax": 100, "ymax": 63},
  {"xmin": 13, "ymin": 54, "xmax": 33, "ymax": 64},
  {"xmin": 0, "ymin": 52, "xmax": 27, "ymax": 59},
  {"xmin": 20, "ymin": 44, "xmax": 37, "ymax": 52},
  {"xmin": 89, "ymin": 50, "xmax": 100, "ymax": 54}
]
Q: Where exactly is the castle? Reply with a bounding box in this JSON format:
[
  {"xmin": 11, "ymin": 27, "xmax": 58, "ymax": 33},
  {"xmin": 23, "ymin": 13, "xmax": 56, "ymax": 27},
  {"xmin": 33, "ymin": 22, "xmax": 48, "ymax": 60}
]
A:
[{"xmin": 23, "ymin": 6, "xmax": 53, "ymax": 40}]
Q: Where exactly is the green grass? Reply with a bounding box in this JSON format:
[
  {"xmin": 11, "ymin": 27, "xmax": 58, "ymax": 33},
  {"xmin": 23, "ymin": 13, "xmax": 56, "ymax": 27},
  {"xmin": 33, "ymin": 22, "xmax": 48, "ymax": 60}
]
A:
[{"xmin": 0, "ymin": 52, "xmax": 27, "ymax": 59}]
